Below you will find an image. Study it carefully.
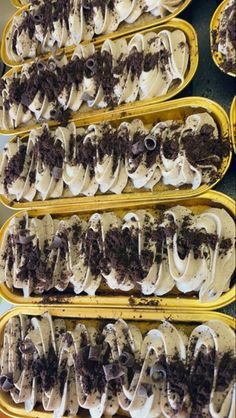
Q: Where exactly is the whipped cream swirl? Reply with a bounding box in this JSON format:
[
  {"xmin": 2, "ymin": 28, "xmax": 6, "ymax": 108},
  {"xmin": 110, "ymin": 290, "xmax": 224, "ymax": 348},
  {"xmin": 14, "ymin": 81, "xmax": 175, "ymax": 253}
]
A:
[
  {"xmin": 0, "ymin": 30, "xmax": 189, "ymax": 130},
  {"xmin": 6, "ymin": 0, "xmax": 185, "ymax": 63},
  {"xmin": 0, "ymin": 206, "xmax": 235, "ymax": 301},
  {"xmin": 213, "ymin": 0, "xmax": 236, "ymax": 75},
  {"xmin": 0, "ymin": 314, "xmax": 235, "ymax": 417},
  {"xmin": 0, "ymin": 113, "xmax": 229, "ymax": 202}
]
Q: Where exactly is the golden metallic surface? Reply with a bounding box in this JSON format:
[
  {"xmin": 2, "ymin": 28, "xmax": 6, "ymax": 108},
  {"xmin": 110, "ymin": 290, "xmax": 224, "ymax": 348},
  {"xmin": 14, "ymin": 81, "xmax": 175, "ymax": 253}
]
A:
[
  {"xmin": 0, "ymin": 97, "xmax": 231, "ymax": 209},
  {"xmin": 210, "ymin": 0, "xmax": 236, "ymax": 78},
  {"xmin": 0, "ymin": 307, "xmax": 235, "ymax": 418},
  {"xmin": 5, "ymin": 1, "xmax": 192, "ymax": 65},
  {"xmin": 0, "ymin": 190, "xmax": 235, "ymax": 310},
  {"xmin": 0, "ymin": 19, "xmax": 198, "ymax": 135}
]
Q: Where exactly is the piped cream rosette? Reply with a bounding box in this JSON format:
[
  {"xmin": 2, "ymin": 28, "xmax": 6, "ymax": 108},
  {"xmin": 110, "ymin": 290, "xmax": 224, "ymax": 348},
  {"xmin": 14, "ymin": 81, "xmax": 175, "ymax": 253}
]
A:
[
  {"xmin": 0, "ymin": 314, "xmax": 235, "ymax": 418},
  {"xmin": 0, "ymin": 206, "xmax": 235, "ymax": 301}
]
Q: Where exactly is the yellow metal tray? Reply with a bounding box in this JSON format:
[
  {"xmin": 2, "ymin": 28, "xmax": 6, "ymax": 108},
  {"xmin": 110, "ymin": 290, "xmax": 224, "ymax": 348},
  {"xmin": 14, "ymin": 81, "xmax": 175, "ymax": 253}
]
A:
[
  {"xmin": 4, "ymin": 1, "xmax": 192, "ymax": 66},
  {"xmin": 230, "ymin": 96, "xmax": 236, "ymax": 152},
  {"xmin": 210, "ymin": 0, "xmax": 236, "ymax": 78},
  {"xmin": 10, "ymin": 0, "xmax": 26, "ymax": 7},
  {"xmin": 0, "ymin": 97, "xmax": 231, "ymax": 210},
  {"xmin": 0, "ymin": 19, "xmax": 198, "ymax": 136},
  {"xmin": 0, "ymin": 307, "xmax": 235, "ymax": 418},
  {"xmin": 0, "ymin": 190, "xmax": 235, "ymax": 310}
]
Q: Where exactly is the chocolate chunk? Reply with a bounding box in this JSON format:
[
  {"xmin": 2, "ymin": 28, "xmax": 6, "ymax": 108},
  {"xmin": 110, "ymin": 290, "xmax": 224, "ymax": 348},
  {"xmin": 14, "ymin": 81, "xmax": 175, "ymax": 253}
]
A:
[
  {"xmin": 144, "ymin": 135, "xmax": 157, "ymax": 151},
  {"xmin": 0, "ymin": 374, "xmax": 14, "ymax": 392},
  {"xmin": 89, "ymin": 344, "xmax": 103, "ymax": 361},
  {"xmin": 103, "ymin": 363, "xmax": 125, "ymax": 382},
  {"xmin": 19, "ymin": 339, "xmax": 36, "ymax": 354}
]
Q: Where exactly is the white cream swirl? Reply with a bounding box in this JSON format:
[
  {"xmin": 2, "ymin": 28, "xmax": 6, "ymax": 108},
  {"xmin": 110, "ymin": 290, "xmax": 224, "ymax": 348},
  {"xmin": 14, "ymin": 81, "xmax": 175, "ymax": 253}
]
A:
[
  {"xmin": 0, "ymin": 314, "xmax": 235, "ymax": 417},
  {"xmin": 0, "ymin": 112, "xmax": 227, "ymax": 202},
  {"xmin": 6, "ymin": 0, "xmax": 185, "ymax": 63},
  {"xmin": 0, "ymin": 30, "xmax": 189, "ymax": 131},
  {"xmin": 0, "ymin": 206, "xmax": 235, "ymax": 301}
]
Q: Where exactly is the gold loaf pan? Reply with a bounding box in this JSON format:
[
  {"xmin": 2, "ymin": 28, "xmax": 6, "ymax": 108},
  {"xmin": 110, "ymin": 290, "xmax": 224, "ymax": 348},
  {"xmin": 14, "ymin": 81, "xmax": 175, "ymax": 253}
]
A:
[
  {"xmin": 0, "ymin": 97, "xmax": 231, "ymax": 210},
  {"xmin": 0, "ymin": 18, "xmax": 198, "ymax": 136},
  {"xmin": 0, "ymin": 307, "xmax": 235, "ymax": 418},
  {"xmin": 3, "ymin": 0, "xmax": 192, "ymax": 66},
  {"xmin": 0, "ymin": 190, "xmax": 235, "ymax": 310},
  {"xmin": 210, "ymin": 0, "xmax": 236, "ymax": 78}
]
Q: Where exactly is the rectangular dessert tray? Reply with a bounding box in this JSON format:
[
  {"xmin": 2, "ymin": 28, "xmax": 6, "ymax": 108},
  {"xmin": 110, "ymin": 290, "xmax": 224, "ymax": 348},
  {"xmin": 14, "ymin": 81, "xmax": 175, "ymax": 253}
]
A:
[
  {"xmin": 210, "ymin": 0, "xmax": 236, "ymax": 78},
  {"xmin": 0, "ymin": 97, "xmax": 231, "ymax": 210},
  {"xmin": 5, "ymin": 0, "xmax": 192, "ymax": 66},
  {"xmin": 0, "ymin": 19, "xmax": 198, "ymax": 136},
  {"xmin": 0, "ymin": 306, "xmax": 235, "ymax": 418},
  {"xmin": 0, "ymin": 189, "xmax": 235, "ymax": 311}
]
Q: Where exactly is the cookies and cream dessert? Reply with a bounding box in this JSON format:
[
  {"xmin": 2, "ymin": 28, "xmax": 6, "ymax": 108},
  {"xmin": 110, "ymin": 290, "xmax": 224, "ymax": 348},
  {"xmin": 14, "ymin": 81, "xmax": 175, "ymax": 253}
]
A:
[
  {"xmin": 0, "ymin": 313, "xmax": 235, "ymax": 417},
  {"xmin": 0, "ymin": 30, "xmax": 189, "ymax": 130},
  {"xmin": 212, "ymin": 0, "xmax": 236, "ymax": 75},
  {"xmin": 0, "ymin": 113, "xmax": 229, "ymax": 202},
  {"xmin": 0, "ymin": 206, "xmax": 235, "ymax": 301},
  {"xmin": 6, "ymin": 0, "xmax": 185, "ymax": 63}
]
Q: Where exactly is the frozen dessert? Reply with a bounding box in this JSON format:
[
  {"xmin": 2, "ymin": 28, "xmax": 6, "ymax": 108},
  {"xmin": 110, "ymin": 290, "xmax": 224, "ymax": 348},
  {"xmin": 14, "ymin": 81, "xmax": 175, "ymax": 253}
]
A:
[
  {"xmin": 0, "ymin": 113, "xmax": 229, "ymax": 202},
  {"xmin": 0, "ymin": 313, "xmax": 235, "ymax": 417},
  {"xmin": 212, "ymin": 0, "xmax": 236, "ymax": 75},
  {"xmin": 6, "ymin": 0, "xmax": 185, "ymax": 63},
  {"xmin": 0, "ymin": 29, "xmax": 189, "ymax": 130},
  {"xmin": 0, "ymin": 205, "xmax": 235, "ymax": 301}
]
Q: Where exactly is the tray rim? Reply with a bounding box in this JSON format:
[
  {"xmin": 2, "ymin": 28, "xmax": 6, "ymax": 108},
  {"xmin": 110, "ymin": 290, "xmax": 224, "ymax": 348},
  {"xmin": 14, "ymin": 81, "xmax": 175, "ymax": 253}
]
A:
[
  {"xmin": 230, "ymin": 95, "xmax": 236, "ymax": 153},
  {"xmin": 0, "ymin": 18, "xmax": 199, "ymax": 136},
  {"xmin": 4, "ymin": 0, "xmax": 192, "ymax": 66},
  {"xmin": 0, "ymin": 189, "xmax": 235, "ymax": 311},
  {"xmin": 0, "ymin": 96, "xmax": 231, "ymax": 210},
  {"xmin": 210, "ymin": 0, "xmax": 236, "ymax": 78},
  {"xmin": 0, "ymin": 307, "xmax": 235, "ymax": 418}
]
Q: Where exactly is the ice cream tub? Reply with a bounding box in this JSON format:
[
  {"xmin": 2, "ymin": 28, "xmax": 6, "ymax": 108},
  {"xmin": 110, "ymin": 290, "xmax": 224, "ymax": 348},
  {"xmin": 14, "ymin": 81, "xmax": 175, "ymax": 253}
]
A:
[
  {"xmin": 0, "ymin": 189, "xmax": 235, "ymax": 310},
  {"xmin": 210, "ymin": 0, "xmax": 236, "ymax": 77},
  {"xmin": 0, "ymin": 19, "xmax": 199, "ymax": 136},
  {"xmin": 230, "ymin": 95, "xmax": 236, "ymax": 152},
  {"xmin": 0, "ymin": 306, "xmax": 235, "ymax": 418},
  {"xmin": 0, "ymin": 97, "xmax": 231, "ymax": 210},
  {"xmin": 3, "ymin": 0, "xmax": 192, "ymax": 67}
]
